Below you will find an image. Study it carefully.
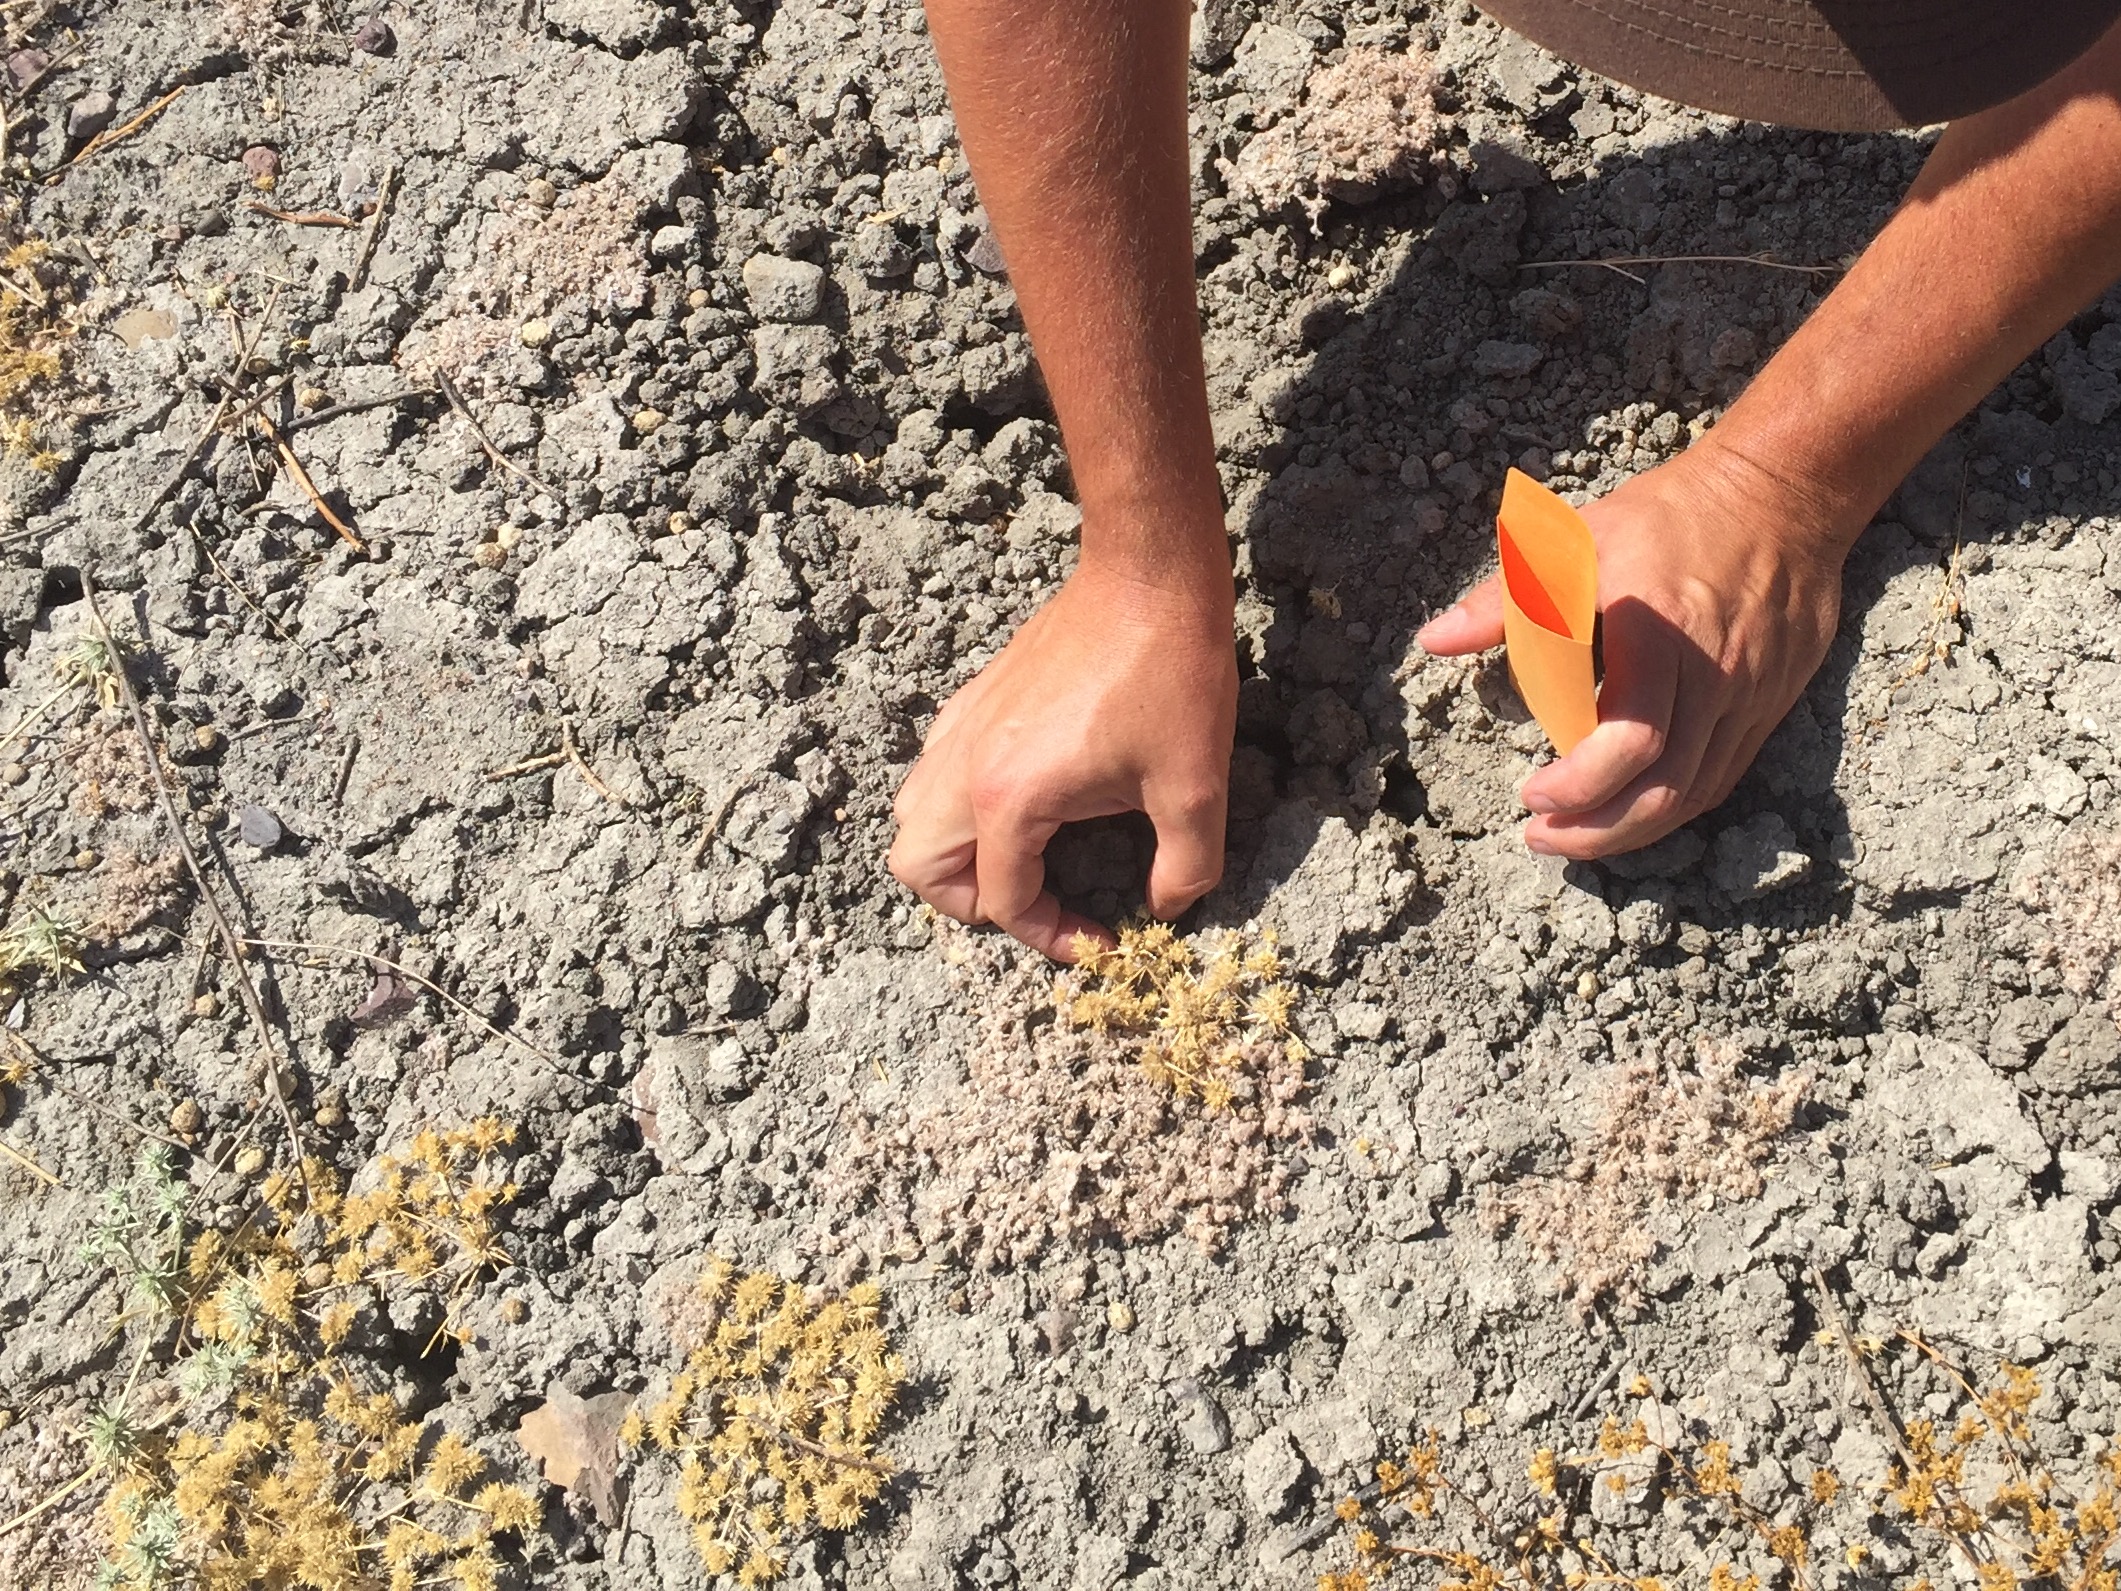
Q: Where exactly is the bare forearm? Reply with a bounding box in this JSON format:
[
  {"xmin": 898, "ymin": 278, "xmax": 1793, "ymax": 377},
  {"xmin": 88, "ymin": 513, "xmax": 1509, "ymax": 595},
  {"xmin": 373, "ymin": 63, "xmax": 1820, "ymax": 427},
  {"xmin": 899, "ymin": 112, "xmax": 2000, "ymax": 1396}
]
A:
[
  {"xmin": 1714, "ymin": 21, "xmax": 2121, "ymax": 548},
  {"xmin": 923, "ymin": 0, "xmax": 1227, "ymax": 600}
]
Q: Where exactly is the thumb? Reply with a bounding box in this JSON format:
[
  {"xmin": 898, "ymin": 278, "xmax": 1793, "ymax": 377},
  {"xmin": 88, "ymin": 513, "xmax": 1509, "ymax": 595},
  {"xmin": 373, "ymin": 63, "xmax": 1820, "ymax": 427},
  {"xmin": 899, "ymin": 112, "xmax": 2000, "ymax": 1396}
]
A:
[
  {"xmin": 1417, "ymin": 576, "xmax": 1506, "ymax": 655},
  {"xmin": 1144, "ymin": 785, "xmax": 1228, "ymax": 921}
]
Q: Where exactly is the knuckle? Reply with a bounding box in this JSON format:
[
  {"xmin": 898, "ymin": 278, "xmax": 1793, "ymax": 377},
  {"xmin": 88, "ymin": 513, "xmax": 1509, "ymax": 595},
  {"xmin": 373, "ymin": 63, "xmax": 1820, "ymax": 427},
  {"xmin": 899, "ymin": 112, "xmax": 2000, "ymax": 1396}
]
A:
[{"xmin": 1634, "ymin": 783, "xmax": 1686, "ymax": 828}]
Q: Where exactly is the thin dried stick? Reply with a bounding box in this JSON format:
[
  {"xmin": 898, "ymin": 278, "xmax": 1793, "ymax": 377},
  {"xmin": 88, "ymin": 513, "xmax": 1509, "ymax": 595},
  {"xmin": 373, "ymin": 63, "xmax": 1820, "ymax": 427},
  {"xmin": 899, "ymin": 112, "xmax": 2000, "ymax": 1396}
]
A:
[
  {"xmin": 0, "ymin": 1135, "xmax": 58, "ymax": 1184},
  {"xmin": 42, "ymin": 84, "xmax": 183, "ymax": 182},
  {"xmin": 237, "ymin": 937, "xmax": 564, "ymax": 1071},
  {"xmin": 1808, "ymin": 1267, "xmax": 1987, "ymax": 1572},
  {"xmin": 436, "ymin": 369, "xmax": 561, "ymax": 503},
  {"xmin": 255, "ymin": 410, "xmax": 364, "ymax": 551},
  {"xmin": 347, "ymin": 161, "xmax": 398, "ymax": 291},
  {"xmin": 0, "ymin": 389, "xmax": 232, "ymax": 549},
  {"xmin": 9, "ymin": 1038, "xmax": 192, "ymax": 1153},
  {"xmin": 80, "ymin": 577, "xmax": 307, "ymax": 1176},
  {"xmin": 485, "ymin": 750, "xmax": 567, "ymax": 781},
  {"xmin": 564, "ymin": 721, "xmax": 625, "ymax": 805},
  {"xmin": 0, "ymin": 1462, "xmax": 96, "ymax": 1538},
  {"xmin": 1521, "ymin": 252, "xmax": 1841, "ymax": 285},
  {"xmin": 245, "ymin": 201, "xmax": 359, "ymax": 228},
  {"xmin": 285, "ymin": 387, "xmax": 434, "ymax": 434}
]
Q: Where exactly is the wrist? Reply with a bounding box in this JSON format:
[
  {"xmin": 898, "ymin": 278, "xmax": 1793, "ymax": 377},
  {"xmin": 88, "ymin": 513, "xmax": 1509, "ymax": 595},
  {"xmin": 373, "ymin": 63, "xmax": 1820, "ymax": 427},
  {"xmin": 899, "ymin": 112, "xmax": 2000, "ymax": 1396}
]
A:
[
  {"xmin": 1074, "ymin": 484, "xmax": 1233, "ymax": 607},
  {"xmin": 1682, "ymin": 423, "xmax": 1876, "ymax": 565}
]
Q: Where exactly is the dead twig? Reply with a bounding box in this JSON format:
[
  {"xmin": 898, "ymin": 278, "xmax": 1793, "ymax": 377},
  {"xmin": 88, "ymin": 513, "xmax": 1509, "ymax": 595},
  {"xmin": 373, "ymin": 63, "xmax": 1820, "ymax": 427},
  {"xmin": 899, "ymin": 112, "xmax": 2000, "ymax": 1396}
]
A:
[
  {"xmin": 81, "ymin": 576, "xmax": 307, "ymax": 1179},
  {"xmin": 255, "ymin": 410, "xmax": 364, "ymax": 551},
  {"xmin": 331, "ymin": 736, "xmax": 359, "ymax": 805},
  {"xmin": 237, "ymin": 937, "xmax": 564, "ymax": 1072},
  {"xmin": 1520, "ymin": 252, "xmax": 1842, "ymax": 287},
  {"xmin": 0, "ymin": 1135, "xmax": 58, "ymax": 1185},
  {"xmin": 485, "ymin": 750, "xmax": 568, "ymax": 781},
  {"xmin": 346, "ymin": 161, "xmax": 398, "ymax": 292},
  {"xmin": 564, "ymin": 721, "xmax": 625, "ymax": 806},
  {"xmin": 1808, "ymin": 1266, "xmax": 1987, "ymax": 1573},
  {"xmin": 436, "ymin": 369, "xmax": 562, "ymax": 504},
  {"xmin": 7, "ymin": 1039, "xmax": 190, "ymax": 1153},
  {"xmin": 245, "ymin": 200, "xmax": 359, "ymax": 229},
  {"xmin": 43, "ymin": 84, "xmax": 183, "ymax": 182},
  {"xmin": 285, "ymin": 387, "xmax": 434, "ymax": 434}
]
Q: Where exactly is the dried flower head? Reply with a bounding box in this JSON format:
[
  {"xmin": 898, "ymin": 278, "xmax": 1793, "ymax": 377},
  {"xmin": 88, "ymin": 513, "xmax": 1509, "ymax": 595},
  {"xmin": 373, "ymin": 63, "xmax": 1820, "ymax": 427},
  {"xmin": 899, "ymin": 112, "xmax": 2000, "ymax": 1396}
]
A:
[{"xmin": 628, "ymin": 1261, "xmax": 904, "ymax": 1584}]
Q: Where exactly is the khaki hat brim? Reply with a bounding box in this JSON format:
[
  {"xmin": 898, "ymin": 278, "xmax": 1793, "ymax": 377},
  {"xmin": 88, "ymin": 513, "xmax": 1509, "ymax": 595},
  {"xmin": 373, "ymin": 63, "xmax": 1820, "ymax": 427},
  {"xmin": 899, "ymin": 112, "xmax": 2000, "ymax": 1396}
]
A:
[{"xmin": 1474, "ymin": 0, "xmax": 2121, "ymax": 131}]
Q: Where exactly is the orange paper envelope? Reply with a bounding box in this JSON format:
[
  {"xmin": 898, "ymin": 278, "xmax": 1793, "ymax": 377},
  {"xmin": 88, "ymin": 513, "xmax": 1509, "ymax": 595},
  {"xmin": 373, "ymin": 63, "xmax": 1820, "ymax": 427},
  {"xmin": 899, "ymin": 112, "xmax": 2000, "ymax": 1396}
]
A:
[{"xmin": 1497, "ymin": 468, "xmax": 1598, "ymax": 755}]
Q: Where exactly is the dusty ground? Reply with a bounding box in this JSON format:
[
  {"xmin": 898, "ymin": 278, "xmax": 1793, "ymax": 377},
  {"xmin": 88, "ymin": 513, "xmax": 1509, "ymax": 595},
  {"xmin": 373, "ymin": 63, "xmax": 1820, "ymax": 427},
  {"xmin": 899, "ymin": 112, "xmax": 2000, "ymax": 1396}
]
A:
[{"xmin": 2, "ymin": 0, "xmax": 2120, "ymax": 1587}]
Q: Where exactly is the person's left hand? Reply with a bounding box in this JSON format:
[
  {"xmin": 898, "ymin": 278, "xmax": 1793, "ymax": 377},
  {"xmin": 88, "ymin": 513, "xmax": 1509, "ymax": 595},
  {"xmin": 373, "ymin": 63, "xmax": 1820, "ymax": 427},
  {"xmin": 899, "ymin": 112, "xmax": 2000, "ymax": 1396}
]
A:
[{"xmin": 1417, "ymin": 440, "xmax": 1859, "ymax": 859}]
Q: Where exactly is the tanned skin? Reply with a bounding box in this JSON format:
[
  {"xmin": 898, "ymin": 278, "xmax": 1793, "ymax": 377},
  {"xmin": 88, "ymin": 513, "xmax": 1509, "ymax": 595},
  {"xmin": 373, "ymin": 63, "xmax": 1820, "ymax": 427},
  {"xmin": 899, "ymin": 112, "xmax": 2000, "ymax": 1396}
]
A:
[{"xmin": 887, "ymin": 0, "xmax": 2121, "ymax": 961}]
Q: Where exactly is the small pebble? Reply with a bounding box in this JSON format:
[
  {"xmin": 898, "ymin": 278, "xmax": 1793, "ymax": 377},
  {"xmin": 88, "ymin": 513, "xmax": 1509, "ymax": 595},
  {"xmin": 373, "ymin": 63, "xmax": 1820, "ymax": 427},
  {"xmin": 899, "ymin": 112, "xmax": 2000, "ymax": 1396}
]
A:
[
  {"xmin": 193, "ymin": 992, "xmax": 219, "ymax": 1018},
  {"xmin": 193, "ymin": 724, "xmax": 222, "ymax": 753},
  {"xmin": 470, "ymin": 541, "xmax": 507, "ymax": 570},
  {"xmin": 73, "ymin": 848, "xmax": 98, "ymax": 871},
  {"xmin": 666, "ymin": 511, "xmax": 693, "ymax": 536},
  {"xmin": 169, "ymin": 1099, "xmax": 204, "ymax": 1137},
  {"xmin": 631, "ymin": 407, "xmax": 666, "ymax": 435},
  {"xmin": 301, "ymin": 1262, "xmax": 333, "ymax": 1291},
  {"xmin": 494, "ymin": 522, "xmax": 524, "ymax": 551},
  {"xmin": 66, "ymin": 91, "xmax": 116, "ymax": 142},
  {"xmin": 313, "ymin": 1100, "xmax": 347, "ymax": 1129},
  {"xmin": 0, "ymin": 763, "xmax": 24, "ymax": 787},
  {"xmin": 501, "ymin": 1296, "xmax": 529, "ymax": 1324},
  {"xmin": 240, "ymin": 145, "xmax": 281, "ymax": 186},
  {"xmin": 523, "ymin": 176, "xmax": 557, "ymax": 210},
  {"xmin": 1327, "ymin": 262, "xmax": 1358, "ymax": 290},
  {"xmin": 517, "ymin": 318, "xmax": 552, "ymax": 349},
  {"xmin": 687, "ymin": 288, "xmax": 711, "ymax": 309},
  {"xmin": 1107, "ymin": 1300, "xmax": 1136, "ymax": 1333},
  {"xmin": 1576, "ymin": 971, "xmax": 1600, "ymax": 1001},
  {"xmin": 237, "ymin": 804, "xmax": 283, "ymax": 850},
  {"xmin": 351, "ymin": 14, "xmax": 395, "ymax": 53},
  {"xmin": 295, "ymin": 387, "xmax": 331, "ymax": 411},
  {"xmin": 7, "ymin": 49, "xmax": 49, "ymax": 92},
  {"xmin": 233, "ymin": 1145, "xmax": 269, "ymax": 1178}
]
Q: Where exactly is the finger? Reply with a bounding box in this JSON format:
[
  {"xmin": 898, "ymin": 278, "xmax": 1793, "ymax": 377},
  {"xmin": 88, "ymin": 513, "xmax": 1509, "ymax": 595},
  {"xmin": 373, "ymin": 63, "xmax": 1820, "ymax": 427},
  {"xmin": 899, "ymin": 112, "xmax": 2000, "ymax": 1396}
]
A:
[
  {"xmin": 1520, "ymin": 602, "xmax": 1680, "ymax": 816},
  {"xmin": 1691, "ymin": 711, "xmax": 1779, "ymax": 817},
  {"xmin": 1527, "ymin": 677, "xmax": 1724, "ymax": 860},
  {"xmin": 972, "ymin": 822, "xmax": 1109, "ymax": 962},
  {"xmin": 1144, "ymin": 782, "xmax": 1228, "ymax": 920},
  {"xmin": 1416, "ymin": 576, "xmax": 1505, "ymax": 655},
  {"xmin": 888, "ymin": 752, "xmax": 984, "ymax": 922}
]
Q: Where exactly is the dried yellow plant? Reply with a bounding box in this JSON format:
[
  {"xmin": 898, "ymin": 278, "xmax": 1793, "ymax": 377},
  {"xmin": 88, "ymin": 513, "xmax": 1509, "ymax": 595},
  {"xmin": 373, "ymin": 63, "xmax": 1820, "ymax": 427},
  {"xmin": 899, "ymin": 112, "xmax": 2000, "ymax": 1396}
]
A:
[
  {"xmin": 0, "ymin": 240, "xmax": 68, "ymax": 469},
  {"xmin": 1323, "ymin": 1355, "xmax": 2121, "ymax": 1591},
  {"xmin": 625, "ymin": 1258, "xmax": 905, "ymax": 1586},
  {"xmin": 88, "ymin": 1123, "xmax": 535, "ymax": 1591},
  {"xmin": 1060, "ymin": 922, "xmax": 1302, "ymax": 1111}
]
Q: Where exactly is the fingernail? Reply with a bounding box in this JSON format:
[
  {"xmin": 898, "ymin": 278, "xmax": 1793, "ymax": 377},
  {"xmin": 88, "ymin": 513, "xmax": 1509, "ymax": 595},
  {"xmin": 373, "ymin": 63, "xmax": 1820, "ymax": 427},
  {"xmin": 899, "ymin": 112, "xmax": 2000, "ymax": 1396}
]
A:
[
  {"xmin": 1525, "ymin": 833, "xmax": 1557, "ymax": 856},
  {"xmin": 1522, "ymin": 790, "xmax": 1557, "ymax": 815}
]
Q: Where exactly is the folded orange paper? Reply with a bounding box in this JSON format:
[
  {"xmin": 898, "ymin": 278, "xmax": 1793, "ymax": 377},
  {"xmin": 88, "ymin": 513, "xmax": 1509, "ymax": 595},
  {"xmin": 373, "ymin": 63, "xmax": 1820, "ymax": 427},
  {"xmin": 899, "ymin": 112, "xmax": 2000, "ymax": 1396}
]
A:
[{"xmin": 1497, "ymin": 468, "xmax": 1598, "ymax": 755}]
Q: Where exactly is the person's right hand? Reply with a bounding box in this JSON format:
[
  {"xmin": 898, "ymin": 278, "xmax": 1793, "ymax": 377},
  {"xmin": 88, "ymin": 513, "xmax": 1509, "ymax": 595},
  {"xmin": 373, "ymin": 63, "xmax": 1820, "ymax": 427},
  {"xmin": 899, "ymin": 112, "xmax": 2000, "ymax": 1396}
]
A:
[{"xmin": 887, "ymin": 554, "xmax": 1237, "ymax": 962}]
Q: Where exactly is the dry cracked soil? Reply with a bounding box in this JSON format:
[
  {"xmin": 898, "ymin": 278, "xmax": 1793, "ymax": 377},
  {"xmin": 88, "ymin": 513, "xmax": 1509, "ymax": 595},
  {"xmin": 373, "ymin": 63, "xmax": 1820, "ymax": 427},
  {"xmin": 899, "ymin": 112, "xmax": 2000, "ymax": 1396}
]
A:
[{"xmin": 2, "ymin": 0, "xmax": 2121, "ymax": 1588}]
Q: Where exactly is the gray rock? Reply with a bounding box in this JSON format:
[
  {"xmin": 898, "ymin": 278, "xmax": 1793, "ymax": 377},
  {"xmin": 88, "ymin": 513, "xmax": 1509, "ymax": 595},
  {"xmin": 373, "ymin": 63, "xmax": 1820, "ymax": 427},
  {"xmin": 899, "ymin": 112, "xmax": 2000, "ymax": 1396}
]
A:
[
  {"xmin": 1172, "ymin": 1379, "xmax": 1233, "ymax": 1454},
  {"xmin": 2048, "ymin": 333, "xmax": 2121, "ymax": 425},
  {"xmin": 1469, "ymin": 338, "xmax": 1543, "ymax": 379},
  {"xmin": 67, "ymin": 90, "xmax": 115, "ymax": 141},
  {"xmin": 236, "ymin": 804, "xmax": 283, "ymax": 850},
  {"xmin": 1988, "ymin": 995, "xmax": 2063, "ymax": 1071},
  {"xmin": 1241, "ymin": 1427, "xmax": 1305, "ymax": 1518},
  {"xmin": 741, "ymin": 254, "xmax": 828, "ymax": 323},
  {"xmin": 1231, "ymin": 23, "xmax": 1314, "ymax": 104},
  {"xmin": 1708, "ymin": 811, "xmax": 1813, "ymax": 900}
]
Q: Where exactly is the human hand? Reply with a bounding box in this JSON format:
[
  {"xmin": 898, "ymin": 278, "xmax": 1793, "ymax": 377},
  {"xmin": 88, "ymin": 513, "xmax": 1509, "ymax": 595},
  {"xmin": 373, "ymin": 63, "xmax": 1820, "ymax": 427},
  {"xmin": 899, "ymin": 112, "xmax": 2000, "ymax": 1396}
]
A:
[
  {"xmin": 888, "ymin": 556, "xmax": 1238, "ymax": 961},
  {"xmin": 1417, "ymin": 441, "xmax": 1860, "ymax": 859}
]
